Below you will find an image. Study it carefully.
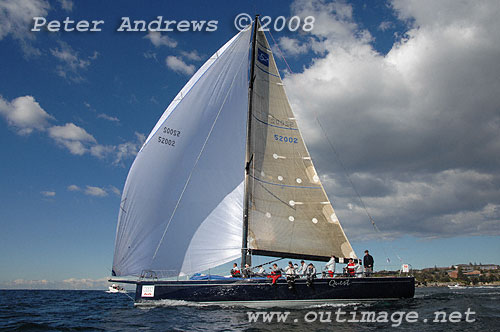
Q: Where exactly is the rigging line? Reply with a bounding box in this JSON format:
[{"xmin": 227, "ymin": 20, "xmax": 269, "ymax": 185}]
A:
[
  {"xmin": 313, "ymin": 110, "xmax": 403, "ymax": 263},
  {"xmin": 268, "ymin": 29, "xmax": 402, "ymax": 263},
  {"xmin": 123, "ymin": 292, "xmax": 135, "ymax": 302},
  {"xmin": 267, "ymin": 30, "xmax": 293, "ymax": 75},
  {"xmin": 315, "ymin": 117, "xmax": 400, "ymax": 263},
  {"xmin": 152, "ymin": 38, "xmax": 250, "ymax": 261},
  {"xmin": 254, "ymin": 257, "xmax": 285, "ymax": 268},
  {"xmin": 254, "ymin": 177, "xmax": 296, "ymax": 210}
]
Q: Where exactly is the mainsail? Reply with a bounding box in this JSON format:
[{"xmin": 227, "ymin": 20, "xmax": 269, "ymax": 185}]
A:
[
  {"xmin": 112, "ymin": 19, "xmax": 356, "ymax": 278},
  {"xmin": 245, "ymin": 22, "xmax": 356, "ymax": 262}
]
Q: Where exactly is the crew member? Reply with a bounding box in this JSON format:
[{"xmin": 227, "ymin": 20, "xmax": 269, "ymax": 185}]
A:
[
  {"xmin": 268, "ymin": 263, "xmax": 282, "ymax": 285},
  {"xmin": 297, "ymin": 260, "xmax": 307, "ymax": 277},
  {"xmin": 306, "ymin": 263, "xmax": 317, "ymax": 287},
  {"xmin": 242, "ymin": 263, "xmax": 253, "ymax": 278},
  {"xmin": 230, "ymin": 263, "xmax": 241, "ymax": 277},
  {"xmin": 363, "ymin": 250, "xmax": 374, "ymax": 277},
  {"xmin": 255, "ymin": 265, "xmax": 265, "ymax": 276},
  {"xmin": 325, "ymin": 255, "xmax": 336, "ymax": 277},
  {"xmin": 284, "ymin": 261, "xmax": 297, "ymax": 289},
  {"xmin": 347, "ymin": 258, "xmax": 356, "ymax": 276}
]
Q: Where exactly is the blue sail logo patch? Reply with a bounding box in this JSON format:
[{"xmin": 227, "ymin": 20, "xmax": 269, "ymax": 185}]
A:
[{"xmin": 257, "ymin": 48, "xmax": 269, "ymax": 67}]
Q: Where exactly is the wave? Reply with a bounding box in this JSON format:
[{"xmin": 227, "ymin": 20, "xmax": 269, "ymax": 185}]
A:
[{"xmin": 135, "ymin": 299, "xmax": 208, "ymax": 308}]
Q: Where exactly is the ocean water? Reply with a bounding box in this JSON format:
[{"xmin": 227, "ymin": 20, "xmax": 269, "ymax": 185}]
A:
[{"xmin": 0, "ymin": 287, "xmax": 498, "ymax": 331}]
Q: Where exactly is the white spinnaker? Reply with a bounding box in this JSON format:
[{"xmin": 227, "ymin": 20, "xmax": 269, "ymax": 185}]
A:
[
  {"xmin": 112, "ymin": 27, "xmax": 251, "ymax": 277},
  {"xmin": 180, "ymin": 181, "xmax": 244, "ymax": 276}
]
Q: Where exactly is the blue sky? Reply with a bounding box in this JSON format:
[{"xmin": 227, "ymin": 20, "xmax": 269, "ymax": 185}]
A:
[{"xmin": 1, "ymin": 0, "xmax": 499, "ymax": 289}]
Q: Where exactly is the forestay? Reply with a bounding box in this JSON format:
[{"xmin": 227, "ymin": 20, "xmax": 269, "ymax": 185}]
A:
[
  {"xmin": 246, "ymin": 23, "xmax": 356, "ymax": 261},
  {"xmin": 112, "ymin": 27, "xmax": 251, "ymax": 277}
]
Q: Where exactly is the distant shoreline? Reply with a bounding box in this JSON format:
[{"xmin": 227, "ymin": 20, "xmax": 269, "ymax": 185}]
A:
[{"xmin": 416, "ymin": 281, "xmax": 500, "ymax": 288}]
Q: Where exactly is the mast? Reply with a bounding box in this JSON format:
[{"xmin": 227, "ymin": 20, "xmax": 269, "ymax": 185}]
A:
[{"xmin": 241, "ymin": 15, "xmax": 259, "ymax": 268}]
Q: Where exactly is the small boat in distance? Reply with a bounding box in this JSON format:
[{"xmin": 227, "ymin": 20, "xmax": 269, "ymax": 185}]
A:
[
  {"xmin": 447, "ymin": 284, "xmax": 466, "ymax": 289},
  {"xmin": 106, "ymin": 284, "xmax": 127, "ymax": 293},
  {"xmin": 109, "ymin": 16, "xmax": 414, "ymax": 306}
]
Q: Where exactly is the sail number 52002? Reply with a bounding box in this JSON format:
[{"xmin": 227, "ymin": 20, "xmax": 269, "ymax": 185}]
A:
[
  {"xmin": 274, "ymin": 134, "xmax": 298, "ymax": 144},
  {"xmin": 158, "ymin": 126, "xmax": 181, "ymax": 147}
]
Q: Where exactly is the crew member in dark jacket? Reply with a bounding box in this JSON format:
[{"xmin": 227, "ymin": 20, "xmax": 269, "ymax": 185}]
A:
[{"xmin": 363, "ymin": 250, "xmax": 374, "ymax": 277}]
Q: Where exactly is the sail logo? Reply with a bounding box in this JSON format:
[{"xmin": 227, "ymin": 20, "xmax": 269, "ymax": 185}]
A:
[
  {"xmin": 257, "ymin": 49, "xmax": 269, "ymax": 67},
  {"xmin": 141, "ymin": 285, "xmax": 155, "ymax": 297}
]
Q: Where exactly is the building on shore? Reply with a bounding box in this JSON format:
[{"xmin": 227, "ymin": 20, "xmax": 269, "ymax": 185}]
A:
[{"xmin": 451, "ymin": 264, "xmax": 499, "ymax": 272}]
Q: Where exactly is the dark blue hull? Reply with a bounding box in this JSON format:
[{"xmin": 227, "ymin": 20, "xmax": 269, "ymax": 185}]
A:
[{"xmin": 134, "ymin": 276, "xmax": 414, "ymax": 305}]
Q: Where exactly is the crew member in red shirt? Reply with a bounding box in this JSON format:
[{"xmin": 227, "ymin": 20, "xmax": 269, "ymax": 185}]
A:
[
  {"xmin": 230, "ymin": 263, "xmax": 241, "ymax": 277},
  {"xmin": 347, "ymin": 258, "xmax": 356, "ymax": 276}
]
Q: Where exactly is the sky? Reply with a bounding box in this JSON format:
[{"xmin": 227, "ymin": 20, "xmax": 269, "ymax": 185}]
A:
[{"xmin": 0, "ymin": 0, "xmax": 499, "ymax": 289}]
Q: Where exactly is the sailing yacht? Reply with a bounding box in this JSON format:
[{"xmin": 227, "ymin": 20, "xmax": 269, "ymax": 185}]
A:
[{"xmin": 109, "ymin": 17, "xmax": 414, "ymax": 306}]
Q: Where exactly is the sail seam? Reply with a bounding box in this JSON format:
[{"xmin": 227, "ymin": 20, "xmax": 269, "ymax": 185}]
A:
[
  {"xmin": 151, "ymin": 40, "xmax": 250, "ymax": 262},
  {"xmin": 250, "ymin": 174, "xmax": 321, "ymax": 189},
  {"xmin": 255, "ymin": 64, "xmax": 280, "ymax": 78},
  {"xmin": 257, "ymin": 40, "xmax": 272, "ymax": 51},
  {"xmin": 252, "ymin": 114, "xmax": 298, "ymax": 130}
]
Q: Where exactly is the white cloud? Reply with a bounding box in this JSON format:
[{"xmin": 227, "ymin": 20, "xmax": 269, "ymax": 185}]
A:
[
  {"xmin": 143, "ymin": 50, "xmax": 158, "ymax": 61},
  {"xmin": 67, "ymin": 184, "xmax": 80, "ymax": 191},
  {"xmin": 89, "ymin": 144, "xmax": 114, "ymax": 158},
  {"xmin": 0, "ymin": 95, "xmax": 54, "ymax": 135},
  {"xmin": 48, "ymin": 123, "xmax": 95, "ymax": 142},
  {"xmin": 1, "ymin": 95, "xmax": 145, "ymax": 164},
  {"xmin": 89, "ymin": 50, "xmax": 98, "ymax": 60},
  {"xmin": 6, "ymin": 278, "xmax": 49, "ymax": 288},
  {"xmin": 61, "ymin": 277, "xmax": 109, "ymax": 289},
  {"xmin": 69, "ymin": 184, "xmax": 122, "ymax": 197},
  {"xmin": 109, "ymin": 185, "xmax": 121, "ymax": 196},
  {"xmin": 166, "ymin": 55, "xmax": 195, "ymax": 75},
  {"xmin": 181, "ymin": 50, "xmax": 202, "ymax": 61},
  {"xmin": 291, "ymin": 0, "xmax": 362, "ymax": 47},
  {"xmin": 83, "ymin": 101, "xmax": 94, "ymax": 111},
  {"xmin": 48, "ymin": 123, "xmax": 96, "ymax": 155},
  {"xmin": 113, "ymin": 132, "xmax": 146, "ymax": 166},
  {"xmin": 144, "ymin": 31, "xmax": 177, "ymax": 48},
  {"xmin": 150, "ymin": 96, "xmax": 159, "ymax": 104},
  {"xmin": 0, "ymin": 277, "xmax": 111, "ymax": 290},
  {"xmin": 282, "ymin": 0, "xmax": 500, "ymax": 239},
  {"xmin": 87, "ymin": 132, "xmax": 144, "ymax": 164},
  {"xmin": 0, "ymin": 0, "xmax": 49, "ymax": 56},
  {"xmin": 278, "ymin": 36, "xmax": 310, "ymax": 56},
  {"xmin": 378, "ymin": 21, "xmax": 394, "ymax": 31},
  {"xmin": 50, "ymin": 41, "xmax": 98, "ymax": 82},
  {"xmin": 41, "ymin": 190, "xmax": 55, "ymax": 197},
  {"xmin": 97, "ymin": 113, "xmax": 120, "ymax": 123},
  {"xmin": 84, "ymin": 185, "xmax": 107, "ymax": 197},
  {"xmin": 58, "ymin": 0, "xmax": 73, "ymax": 11}
]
